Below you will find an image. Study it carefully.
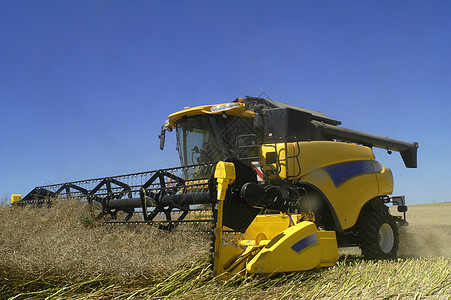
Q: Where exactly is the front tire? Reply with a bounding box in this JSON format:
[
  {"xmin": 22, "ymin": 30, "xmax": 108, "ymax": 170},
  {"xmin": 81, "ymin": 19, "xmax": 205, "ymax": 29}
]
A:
[{"xmin": 357, "ymin": 209, "xmax": 399, "ymax": 259}]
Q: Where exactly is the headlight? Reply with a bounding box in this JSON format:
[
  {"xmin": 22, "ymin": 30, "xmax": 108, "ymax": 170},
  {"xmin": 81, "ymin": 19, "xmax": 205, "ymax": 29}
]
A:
[{"xmin": 210, "ymin": 103, "xmax": 241, "ymax": 112}]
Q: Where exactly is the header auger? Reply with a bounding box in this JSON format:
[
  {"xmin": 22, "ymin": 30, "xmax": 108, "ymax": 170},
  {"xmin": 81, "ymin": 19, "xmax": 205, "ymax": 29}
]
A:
[{"xmin": 13, "ymin": 96, "xmax": 418, "ymax": 277}]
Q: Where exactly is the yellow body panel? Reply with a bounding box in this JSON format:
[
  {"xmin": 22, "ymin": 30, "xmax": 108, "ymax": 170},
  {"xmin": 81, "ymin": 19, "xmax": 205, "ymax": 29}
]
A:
[
  {"xmin": 376, "ymin": 167, "xmax": 394, "ymax": 195},
  {"xmin": 217, "ymin": 214, "xmax": 338, "ymax": 275},
  {"xmin": 167, "ymin": 102, "xmax": 254, "ymax": 129},
  {"xmin": 262, "ymin": 141, "xmax": 375, "ymax": 179},
  {"xmin": 262, "ymin": 141, "xmax": 394, "ymax": 229},
  {"xmin": 241, "ymin": 214, "xmax": 294, "ymax": 241},
  {"xmin": 246, "ymin": 221, "xmax": 338, "ymax": 273},
  {"xmin": 317, "ymin": 230, "xmax": 339, "ymax": 267},
  {"xmin": 10, "ymin": 194, "xmax": 22, "ymax": 205},
  {"xmin": 216, "ymin": 244, "xmax": 245, "ymax": 275}
]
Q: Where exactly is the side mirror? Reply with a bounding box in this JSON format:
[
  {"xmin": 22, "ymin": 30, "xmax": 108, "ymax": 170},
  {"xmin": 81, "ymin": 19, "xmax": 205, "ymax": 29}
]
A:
[{"xmin": 159, "ymin": 126, "xmax": 166, "ymax": 150}]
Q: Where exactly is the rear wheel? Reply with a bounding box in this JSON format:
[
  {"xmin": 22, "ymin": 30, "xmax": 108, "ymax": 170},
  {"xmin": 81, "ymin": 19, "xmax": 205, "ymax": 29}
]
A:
[{"xmin": 357, "ymin": 209, "xmax": 399, "ymax": 259}]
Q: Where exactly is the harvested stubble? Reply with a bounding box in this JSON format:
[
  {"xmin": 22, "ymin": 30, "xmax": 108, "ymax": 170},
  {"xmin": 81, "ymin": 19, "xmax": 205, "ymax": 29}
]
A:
[{"xmin": 1, "ymin": 200, "xmax": 450, "ymax": 299}]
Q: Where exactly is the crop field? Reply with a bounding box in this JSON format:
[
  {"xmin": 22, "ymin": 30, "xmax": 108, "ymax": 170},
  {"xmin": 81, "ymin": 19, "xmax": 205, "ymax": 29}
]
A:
[{"xmin": 0, "ymin": 200, "xmax": 449, "ymax": 299}]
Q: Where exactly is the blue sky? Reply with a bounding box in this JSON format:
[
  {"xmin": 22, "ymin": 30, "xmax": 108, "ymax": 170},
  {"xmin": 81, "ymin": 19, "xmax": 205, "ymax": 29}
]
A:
[{"xmin": 0, "ymin": 1, "xmax": 450, "ymax": 205}]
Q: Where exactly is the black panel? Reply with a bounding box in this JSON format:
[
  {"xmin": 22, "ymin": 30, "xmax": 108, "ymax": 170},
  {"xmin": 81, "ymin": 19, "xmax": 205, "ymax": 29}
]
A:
[
  {"xmin": 222, "ymin": 201, "xmax": 260, "ymax": 232},
  {"xmin": 221, "ymin": 158, "xmax": 261, "ymax": 232},
  {"xmin": 262, "ymin": 108, "xmax": 320, "ymax": 143},
  {"xmin": 22, "ymin": 188, "xmax": 55, "ymax": 201}
]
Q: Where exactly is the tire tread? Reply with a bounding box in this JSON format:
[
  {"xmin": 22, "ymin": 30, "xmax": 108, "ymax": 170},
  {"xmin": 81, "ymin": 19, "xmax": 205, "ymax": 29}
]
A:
[{"xmin": 357, "ymin": 208, "xmax": 399, "ymax": 259}]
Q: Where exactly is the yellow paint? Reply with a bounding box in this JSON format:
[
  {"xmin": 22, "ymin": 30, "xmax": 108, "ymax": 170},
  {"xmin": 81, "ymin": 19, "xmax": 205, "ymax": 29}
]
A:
[
  {"xmin": 207, "ymin": 138, "xmax": 391, "ymax": 275},
  {"xmin": 214, "ymin": 214, "xmax": 339, "ymax": 275},
  {"xmin": 245, "ymin": 221, "xmax": 338, "ymax": 273},
  {"xmin": 214, "ymin": 161, "xmax": 236, "ymax": 201},
  {"xmin": 317, "ymin": 231, "xmax": 339, "ymax": 267},
  {"xmin": 376, "ymin": 167, "xmax": 394, "ymax": 195},
  {"xmin": 213, "ymin": 161, "xmax": 236, "ymax": 275},
  {"xmin": 10, "ymin": 194, "xmax": 22, "ymax": 205},
  {"xmin": 220, "ymin": 244, "xmax": 263, "ymax": 278},
  {"xmin": 216, "ymin": 244, "xmax": 244, "ymax": 276},
  {"xmin": 241, "ymin": 214, "xmax": 293, "ymax": 241},
  {"xmin": 167, "ymin": 102, "xmax": 254, "ymax": 129},
  {"xmin": 262, "ymin": 141, "xmax": 375, "ymax": 180},
  {"xmin": 184, "ymin": 179, "xmax": 209, "ymax": 192},
  {"xmin": 261, "ymin": 141, "xmax": 394, "ymax": 229}
]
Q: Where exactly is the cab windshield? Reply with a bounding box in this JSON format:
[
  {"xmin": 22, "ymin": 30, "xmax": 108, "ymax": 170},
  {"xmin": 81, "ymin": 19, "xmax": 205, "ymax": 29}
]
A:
[{"xmin": 176, "ymin": 115, "xmax": 257, "ymax": 169}]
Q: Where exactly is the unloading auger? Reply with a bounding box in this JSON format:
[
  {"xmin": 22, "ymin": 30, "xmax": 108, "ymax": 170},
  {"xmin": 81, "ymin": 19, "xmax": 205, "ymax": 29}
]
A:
[{"xmin": 13, "ymin": 96, "xmax": 418, "ymax": 276}]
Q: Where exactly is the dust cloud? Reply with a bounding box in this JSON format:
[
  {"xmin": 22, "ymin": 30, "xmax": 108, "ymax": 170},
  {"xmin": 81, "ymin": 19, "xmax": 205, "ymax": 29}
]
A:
[
  {"xmin": 393, "ymin": 202, "xmax": 451, "ymax": 258},
  {"xmin": 398, "ymin": 224, "xmax": 451, "ymax": 257},
  {"xmin": 339, "ymin": 203, "xmax": 451, "ymax": 258}
]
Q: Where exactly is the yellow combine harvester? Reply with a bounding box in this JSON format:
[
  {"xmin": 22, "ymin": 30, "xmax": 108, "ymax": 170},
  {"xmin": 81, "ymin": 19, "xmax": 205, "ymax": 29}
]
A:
[{"xmin": 14, "ymin": 96, "xmax": 418, "ymax": 276}]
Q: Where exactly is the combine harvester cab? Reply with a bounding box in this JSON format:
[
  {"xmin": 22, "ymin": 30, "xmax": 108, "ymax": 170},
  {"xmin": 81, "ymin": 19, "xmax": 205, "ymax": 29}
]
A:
[{"xmin": 16, "ymin": 96, "xmax": 418, "ymax": 277}]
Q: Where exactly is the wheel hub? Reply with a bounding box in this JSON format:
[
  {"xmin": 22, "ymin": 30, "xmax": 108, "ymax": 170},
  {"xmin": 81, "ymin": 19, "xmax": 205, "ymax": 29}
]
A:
[{"xmin": 379, "ymin": 223, "xmax": 394, "ymax": 253}]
